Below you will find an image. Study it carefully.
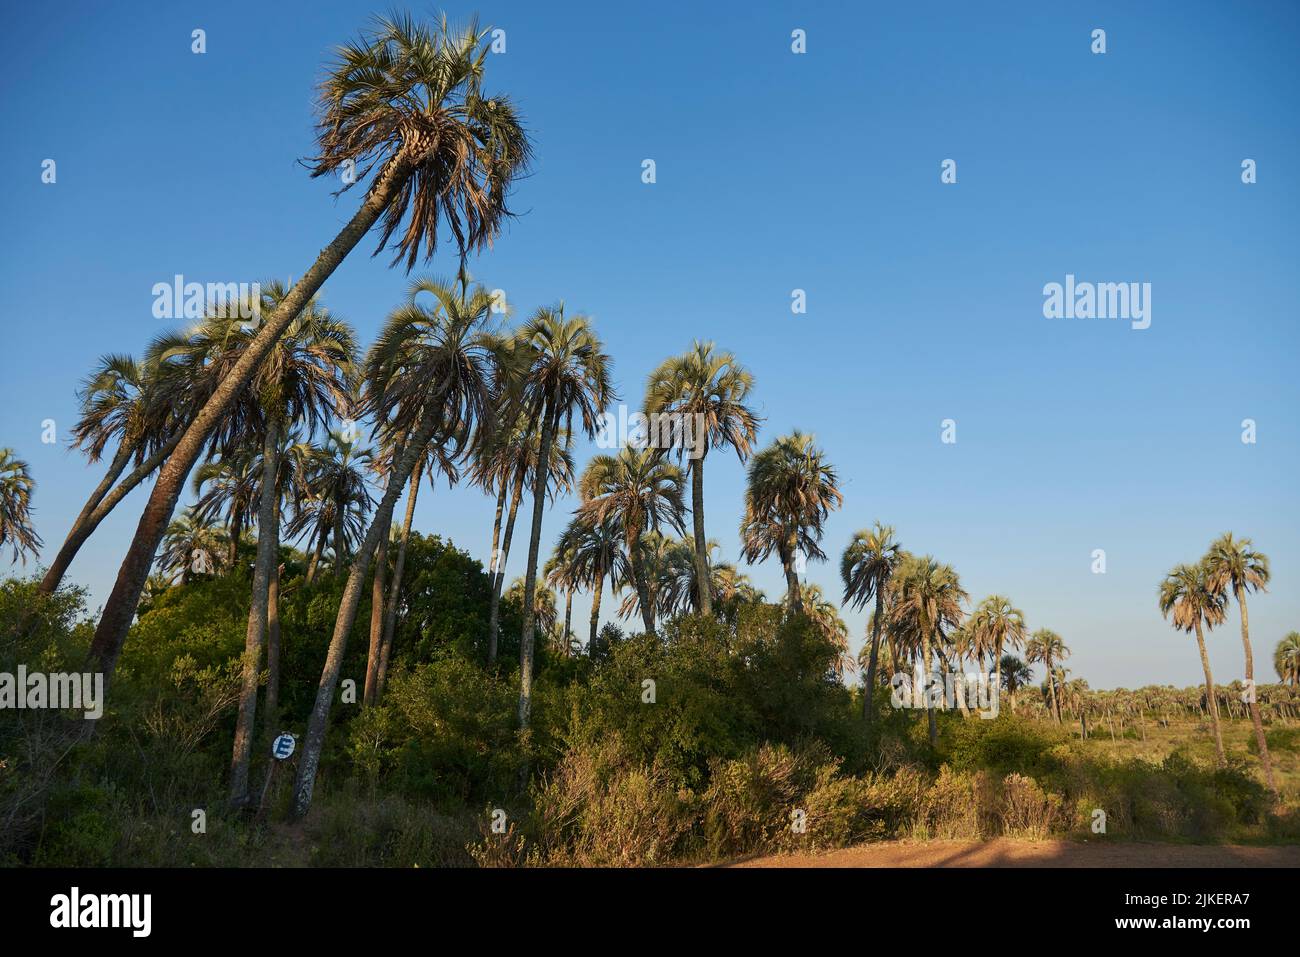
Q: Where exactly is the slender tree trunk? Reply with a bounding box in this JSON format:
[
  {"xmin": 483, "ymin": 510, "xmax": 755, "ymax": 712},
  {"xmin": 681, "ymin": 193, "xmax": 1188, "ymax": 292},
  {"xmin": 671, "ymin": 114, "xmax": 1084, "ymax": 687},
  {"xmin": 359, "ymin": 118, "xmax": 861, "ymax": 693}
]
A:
[
  {"xmin": 40, "ymin": 436, "xmax": 181, "ymax": 595},
  {"xmin": 783, "ymin": 547, "xmax": 802, "ymax": 615},
  {"xmin": 306, "ymin": 524, "xmax": 327, "ymax": 584},
  {"xmin": 332, "ymin": 508, "xmax": 346, "ymax": 578},
  {"xmin": 1193, "ymin": 619, "xmax": 1226, "ymax": 767},
  {"xmin": 485, "ymin": 477, "xmax": 507, "ymax": 625},
  {"xmin": 378, "ymin": 465, "xmax": 420, "ymax": 698},
  {"xmin": 518, "ymin": 403, "xmax": 557, "ymax": 728},
  {"xmin": 38, "ymin": 443, "xmax": 133, "ymax": 594},
  {"xmin": 363, "ymin": 513, "xmax": 392, "ymax": 707},
  {"xmin": 1046, "ymin": 657, "xmax": 1062, "ymax": 724},
  {"xmin": 993, "ymin": 641, "xmax": 1004, "ymax": 708},
  {"xmin": 588, "ymin": 568, "xmax": 604, "ymax": 653},
  {"xmin": 1236, "ymin": 590, "xmax": 1277, "ymax": 794},
  {"xmin": 488, "ymin": 471, "xmax": 524, "ymax": 664},
  {"xmin": 922, "ymin": 625, "xmax": 937, "ymax": 745},
  {"xmin": 627, "ymin": 532, "xmax": 655, "ymax": 636},
  {"xmin": 689, "ymin": 456, "xmax": 711, "ymax": 615},
  {"xmin": 228, "ymin": 506, "xmax": 244, "ymax": 571},
  {"xmin": 562, "ymin": 588, "xmax": 573, "ymax": 656},
  {"xmin": 229, "ymin": 419, "xmax": 278, "ymax": 807},
  {"xmin": 86, "ymin": 153, "xmax": 414, "ymax": 681},
  {"xmin": 293, "ymin": 398, "xmax": 440, "ymax": 817},
  {"xmin": 863, "ymin": 588, "xmax": 884, "ymax": 724},
  {"xmin": 266, "ymin": 558, "xmax": 281, "ymax": 725}
]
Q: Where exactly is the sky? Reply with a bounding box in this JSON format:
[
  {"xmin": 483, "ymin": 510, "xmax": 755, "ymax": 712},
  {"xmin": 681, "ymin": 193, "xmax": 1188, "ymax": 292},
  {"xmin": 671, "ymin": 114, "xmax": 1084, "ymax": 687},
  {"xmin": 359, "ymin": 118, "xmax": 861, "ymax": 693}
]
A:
[{"xmin": 1, "ymin": 0, "xmax": 1297, "ymax": 691}]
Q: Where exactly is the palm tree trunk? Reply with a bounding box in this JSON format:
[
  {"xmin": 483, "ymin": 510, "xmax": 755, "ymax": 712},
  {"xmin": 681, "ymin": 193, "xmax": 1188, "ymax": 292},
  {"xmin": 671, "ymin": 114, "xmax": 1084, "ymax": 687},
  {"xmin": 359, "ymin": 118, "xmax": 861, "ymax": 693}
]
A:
[
  {"xmin": 363, "ymin": 512, "xmax": 392, "ymax": 707},
  {"xmin": 1236, "ymin": 589, "xmax": 1277, "ymax": 793},
  {"xmin": 689, "ymin": 456, "xmax": 711, "ymax": 615},
  {"xmin": 306, "ymin": 524, "xmax": 327, "ymax": 583},
  {"xmin": 228, "ymin": 506, "xmax": 244, "ymax": 571},
  {"xmin": 922, "ymin": 626, "xmax": 937, "ymax": 745},
  {"xmin": 588, "ymin": 567, "xmax": 604, "ymax": 653},
  {"xmin": 229, "ymin": 418, "xmax": 279, "ymax": 807},
  {"xmin": 783, "ymin": 546, "xmax": 802, "ymax": 615},
  {"xmin": 488, "ymin": 471, "xmax": 524, "ymax": 664},
  {"xmin": 563, "ymin": 588, "xmax": 573, "ymax": 656},
  {"xmin": 1046, "ymin": 656, "xmax": 1062, "ymax": 724},
  {"xmin": 40, "ymin": 435, "xmax": 181, "ymax": 595},
  {"xmin": 293, "ymin": 398, "xmax": 440, "ymax": 817},
  {"xmin": 863, "ymin": 589, "xmax": 884, "ymax": 724},
  {"xmin": 628, "ymin": 532, "xmax": 655, "ymax": 636},
  {"xmin": 377, "ymin": 465, "xmax": 421, "ymax": 699},
  {"xmin": 993, "ymin": 642, "xmax": 1004, "ymax": 708},
  {"xmin": 1193, "ymin": 619, "xmax": 1226, "ymax": 766},
  {"xmin": 86, "ymin": 153, "xmax": 415, "ymax": 681},
  {"xmin": 485, "ymin": 477, "xmax": 508, "ymax": 620},
  {"xmin": 38, "ymin": 442, "xmax": 133, "ymax": 594},
  {"xmin": 332, "ymin": 508, "xmax": 345, "ymax": 577},
  {"xmin": 518, "ymin": 402, "xmax": 558, "ymax": 728},
  {"xmin": 266, "ymin": 556, "xmax": 281, "ymax": 724}
]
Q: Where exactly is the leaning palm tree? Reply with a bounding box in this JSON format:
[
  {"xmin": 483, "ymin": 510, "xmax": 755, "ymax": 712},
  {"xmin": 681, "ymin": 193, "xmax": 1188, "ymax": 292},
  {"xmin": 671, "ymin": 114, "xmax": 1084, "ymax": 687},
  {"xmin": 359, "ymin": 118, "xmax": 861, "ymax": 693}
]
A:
[
  {"xmin": 644, "ymin": 341, "xmax": 761, "ymax": 615},
  {"xmin": 887, "ymin": 554, "xmax": 968, "ymax": 744},
  {"xmin": 514, "ymin": 307, "xmax": 614, "ymax": 727},
  {"xmin": 1275, "ymin": 632, "xmax": 1300, "ymax": 688},
  {"xmin": 89, "ymin": 13, "xmax": 531, "ymax": 681},
  {"xmin": 578, "ymin": 448, "xmax": 687, "ymax": 639},
  {"xmin": 40, "ymin": 352, "xmax": 173, "ymax": 593},
  {"xmin": 555, "ymin": 514, "xmax": 629, "ymax": 652},
  {"xmin": 968, "ymin": 595, "xmax": 1028, "ymax": 703},
  {"xmin": 841, "ymin": 522, "xmax": 903, "ymax": 724},
  {"xmin": 0, "ymin": 450, "xmax": 42, "ymax": 565},
  {"xmin": 1024, "ymin": 628, "xmax": 1070, "ymax": 727},
  {"xmin": 228, "ymin": 286, "xmax": 355, "ymax": 807},
  {"xmin": 739, "ymin": 431, "xmax": 842, "ymax": 615},
  {"xmin": 1203, "ymin": 533, "xmax": 1276, "ymax": 793},
  {"xmin": 293, "ymin": 273, "xmax": 502, "ymax": 817}
]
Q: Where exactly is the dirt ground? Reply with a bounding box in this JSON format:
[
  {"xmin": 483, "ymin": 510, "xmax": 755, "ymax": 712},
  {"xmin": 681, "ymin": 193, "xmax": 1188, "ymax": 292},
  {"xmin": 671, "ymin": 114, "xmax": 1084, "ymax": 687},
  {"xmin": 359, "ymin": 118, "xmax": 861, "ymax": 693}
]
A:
[{"xmin": 729, "ymin": 838, "xmax": 1300, "ymax": 868}]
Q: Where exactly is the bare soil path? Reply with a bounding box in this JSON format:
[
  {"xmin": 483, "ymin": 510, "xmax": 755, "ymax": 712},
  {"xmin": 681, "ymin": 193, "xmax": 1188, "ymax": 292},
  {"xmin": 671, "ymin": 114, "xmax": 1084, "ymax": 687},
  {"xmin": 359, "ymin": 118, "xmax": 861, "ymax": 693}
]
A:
[{"xmin": 729, "ymin": 838, "xmax": 1300, "ymax": 868}]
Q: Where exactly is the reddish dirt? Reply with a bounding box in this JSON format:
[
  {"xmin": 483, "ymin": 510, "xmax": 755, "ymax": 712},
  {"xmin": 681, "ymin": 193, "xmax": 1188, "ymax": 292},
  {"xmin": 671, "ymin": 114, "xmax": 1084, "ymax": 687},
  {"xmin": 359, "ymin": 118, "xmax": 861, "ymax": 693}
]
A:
[{"xmin": 728, "ymin": 838, "xmax": 1300, "ymax": 868}]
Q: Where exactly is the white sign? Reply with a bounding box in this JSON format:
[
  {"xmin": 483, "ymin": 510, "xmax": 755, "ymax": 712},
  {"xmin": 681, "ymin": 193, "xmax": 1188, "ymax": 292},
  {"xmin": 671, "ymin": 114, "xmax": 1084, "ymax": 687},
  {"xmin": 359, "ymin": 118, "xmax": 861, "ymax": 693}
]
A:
[{"xmin": 272, "ymin": 732, "xmax": 296, "ymax": 760}]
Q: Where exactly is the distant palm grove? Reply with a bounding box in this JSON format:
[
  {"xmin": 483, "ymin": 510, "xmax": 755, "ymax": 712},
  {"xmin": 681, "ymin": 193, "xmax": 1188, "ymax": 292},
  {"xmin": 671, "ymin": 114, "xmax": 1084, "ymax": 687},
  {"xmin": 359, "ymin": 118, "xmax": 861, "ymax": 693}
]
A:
[{"xmin": 2, "ymin": 15, "xmax": 1297, "ymax": 867}]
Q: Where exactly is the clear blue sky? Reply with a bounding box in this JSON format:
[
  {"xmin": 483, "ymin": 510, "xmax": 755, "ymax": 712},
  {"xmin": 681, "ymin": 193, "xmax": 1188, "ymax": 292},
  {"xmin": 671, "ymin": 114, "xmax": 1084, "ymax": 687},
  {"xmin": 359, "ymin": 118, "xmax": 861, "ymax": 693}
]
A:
[{"xmin": 2, "ymin": 0, "xmax": 1297, "ymax": 690}]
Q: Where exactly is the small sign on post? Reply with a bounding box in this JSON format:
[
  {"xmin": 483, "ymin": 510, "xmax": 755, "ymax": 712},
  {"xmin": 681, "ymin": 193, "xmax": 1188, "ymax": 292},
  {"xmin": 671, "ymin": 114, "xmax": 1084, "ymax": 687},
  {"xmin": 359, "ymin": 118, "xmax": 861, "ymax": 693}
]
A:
[{"xmin": 272, "ymin": 732, "xmax": 297, "ymax": 761}]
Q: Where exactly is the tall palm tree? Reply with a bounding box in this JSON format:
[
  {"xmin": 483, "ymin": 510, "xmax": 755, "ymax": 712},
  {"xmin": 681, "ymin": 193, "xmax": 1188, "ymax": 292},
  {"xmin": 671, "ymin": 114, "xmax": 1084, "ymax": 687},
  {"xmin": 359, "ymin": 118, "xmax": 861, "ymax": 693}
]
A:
[
  {"xmin": 1157, "ymin": 563, "xmax": 1227, "ymax": 764},
  {"xmin": 968, "ymin": 595, "xmax": 1027, "ymax": 703},
  {"xmin": 228, "ymin": 287, "xmax": 355, "ymax": 806},
  {"xmin": 887, "ymin": 554, "xmax": 967, "ymax": 745},
  {"xmin": 1275, "ymin": 632, "xmax": 1300, "ymax": 688},
  {"xmin": 578, "ymin": 448, "xmax": 687, "ymax": 640},
  {"xmin": 554, "ymin": 514, "xmax": 629, "ymax": 652},
  {"xmin": 1203, "ymin": 533, "xmax": 1276, "ymax": 793},
  {"xmin": 155, "ymin": 507, "xmax": 226, "ymax": 584},
  {"xmin": 294, "ymin": 274, "xmax": 502, "ymax": 817},
  {"xmin": 0, "ymin": 450, "xmax": 42, "ymax": 565},
  {"xmin": 514, "ymin": 307, "xmax": 614, "ymax": 727},
  {"xmin": 841, "ymin": 522, "xmax": 902, "ymax": 724},
  {"xmin": 644, "ymin": 341, "xmax": 761, "ymax": 615},
  {"xmin": 89, "ymin": 13, "xmax": 530, "ymax": 681},
  {"xmin": 739, "ymin": 431, "xmax": 842, "ymax": 615},
  {"xmin": 1024, "ymin": 628, "xmax": 1070, "ymax": 727}
]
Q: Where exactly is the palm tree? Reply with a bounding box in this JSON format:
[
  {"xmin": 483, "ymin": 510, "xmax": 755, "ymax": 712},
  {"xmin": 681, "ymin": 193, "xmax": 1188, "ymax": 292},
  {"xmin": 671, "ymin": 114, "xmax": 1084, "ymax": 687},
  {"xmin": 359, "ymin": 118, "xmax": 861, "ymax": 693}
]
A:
[
  {"xmin": 89, "ymin": 13, "xmax": 530, "ymax": 682},
  {"xmin": 155, "ymin": 507, "xmax": 226, "ymax": 584},
  {"xmin": 555, "ymin": 514, "xmax": 629, "ymax": 652},
  {"xmin": 793, "ymin": 582, "xmax": 853, "ymax": 677},
  {"xmin": 1157, "ymin": 563, "xmax": 1227, "ymax": 764},
  {"xmin": 616, "ymin": 531, "xmax": 693, "ymax": 627},
  {"xmin": 192, "ymin": 451, "xmax": 260, "ymax": 570},
  {"xmin": 0, "ymin": 450, "xmax": 42, "ymax": 564},
  {"xmin": 841, "ymin": 522, "xmax": 903, "ymax": 724},
  {"xmin": 294, "ymin": 273, "xmax": 502, "ymax": 817},
  {"xmin": 887, "ymin": 554, "xmax": 967, "ymax": 744},
  {"xmin": 1275, "ymin": 632, "xmax": 1300, "ymax": 688},
  {"xmin": 290, "ymin": 433, "xmax": 374, "ymax": 581},
  {"xmin": 1024, "ymin": 628, "xmax": 1070, "ymax": 727},
  {"xmin": 968, "ymin": 595, "xmax": 1027, "ymax": 700},
  {"xmin": 1204, "ymin": 533, "xmax": 1276, "ymax": 793},
  {"xmin": 228, "ymin": 287, "xmax": 355, "ymax": 807},
  {"xmin": 543, "ymin": 550, "xmax": 576, "ymax": 656},
  {"xmin": 578, "ymin": 448, "xmax": 687, "ymax": 639},
  {"xmin": 999, "ymin": 654, "xmax": 1033, "ymax": 713},
  {"xmin": 739, "ymin": 431, "xmax": 842, "ymax": 615},
  {"xmin": 40, "ymin": 352, "xmax": 173, "ymax": 593},
  {"xmin": 514, "ymin": 307, "xmax": 614, "ymax": 727},
  {"xmin": 644, "ymin": 341, "xmax": 761, "ymax": 615},
  {"xmin": 505, "ymin": 576, "xmax": 558, "ymax": 643}
]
